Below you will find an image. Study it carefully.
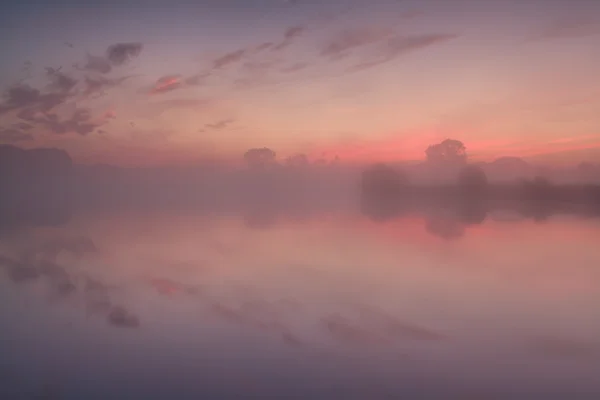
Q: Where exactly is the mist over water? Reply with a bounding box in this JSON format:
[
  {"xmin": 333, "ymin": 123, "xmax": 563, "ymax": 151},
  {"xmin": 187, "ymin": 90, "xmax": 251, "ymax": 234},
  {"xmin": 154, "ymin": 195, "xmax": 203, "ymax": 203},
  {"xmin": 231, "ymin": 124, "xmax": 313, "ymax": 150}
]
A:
[{"xmin": 1, "ymin": 148, "xmax": 600, "ymax": 399}]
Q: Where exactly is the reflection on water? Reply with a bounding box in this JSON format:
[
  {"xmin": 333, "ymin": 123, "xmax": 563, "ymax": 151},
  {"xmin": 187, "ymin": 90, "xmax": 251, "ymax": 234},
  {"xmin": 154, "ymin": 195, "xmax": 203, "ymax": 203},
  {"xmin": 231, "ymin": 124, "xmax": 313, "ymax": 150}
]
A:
[{"xmin": 1, "ymin": 204, "xmax": 600, "ymax": 399}]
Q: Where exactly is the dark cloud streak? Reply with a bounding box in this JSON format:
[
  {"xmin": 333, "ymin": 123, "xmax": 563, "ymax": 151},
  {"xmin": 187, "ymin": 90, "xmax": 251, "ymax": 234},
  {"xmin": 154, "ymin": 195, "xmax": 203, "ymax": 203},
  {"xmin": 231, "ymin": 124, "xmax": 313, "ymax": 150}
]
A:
[
  {"xmin": 347, "ymin": 33, "xmax": 458, "ymax": 72},
  {"xmin": 81, "ymin": 54, "xmax": 113, "ymax": 74},
  {"xmin": 321, "ymin": 27, "xmax": 394, "ymax": 58},
  {"xmin": 78, "ymin": 42, "xmax": 143, "ymax": 74},
  {"xmin": 106, "ymin": 42, "xmax": 143, "ymax": 66}
]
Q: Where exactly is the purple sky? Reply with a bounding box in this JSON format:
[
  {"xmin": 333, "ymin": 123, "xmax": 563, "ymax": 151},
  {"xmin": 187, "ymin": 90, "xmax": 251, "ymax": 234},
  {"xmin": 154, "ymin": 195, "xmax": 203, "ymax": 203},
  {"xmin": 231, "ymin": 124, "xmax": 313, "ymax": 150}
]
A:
[{"xmin": 1, "ymin": 0, "xmax": 600, "ymax": 165}]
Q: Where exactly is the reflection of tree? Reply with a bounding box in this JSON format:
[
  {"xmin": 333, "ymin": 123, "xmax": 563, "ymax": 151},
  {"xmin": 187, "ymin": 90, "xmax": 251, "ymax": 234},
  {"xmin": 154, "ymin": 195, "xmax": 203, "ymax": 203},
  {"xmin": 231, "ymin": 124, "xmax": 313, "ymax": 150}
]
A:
[
  {"xmin": 425, "ymin": 217, "xmax": 465, "ymax": 240},
  {"xmin": 518, "ymin": 176, "xmax": 554, "ymax": 223},
  {"xmin": 457, "ymin": 164, "xmax": 488, "ymax": 196},
  {"xmin": 361, "ymin": 163, "xmax": 409, "ymax": 194},
  {"xmin": 244, "ymin": 208, "xmax": 278, "ymax": 229},
  {"xmin": 456, "ymin": 165, "xmax": 489, "ymax": 224},
  {"xmin": 457, "ymin": 199, "xmax": 488, "ymax": 225},
  {"xmin": 360, "ymin": 164, "xmax": 409, "ymax": 221}
]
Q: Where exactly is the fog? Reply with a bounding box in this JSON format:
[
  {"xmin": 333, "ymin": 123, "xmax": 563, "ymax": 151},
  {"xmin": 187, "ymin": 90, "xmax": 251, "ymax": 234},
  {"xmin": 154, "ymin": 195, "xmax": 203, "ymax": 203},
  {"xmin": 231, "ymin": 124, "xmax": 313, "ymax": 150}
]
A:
[
  {"xmin": 1, "ymin": 142, "xmax": 599, "ymax": 233},
  {"xmin": 2, "ymin": 144, "xmax": 600, "ymax": 399}
]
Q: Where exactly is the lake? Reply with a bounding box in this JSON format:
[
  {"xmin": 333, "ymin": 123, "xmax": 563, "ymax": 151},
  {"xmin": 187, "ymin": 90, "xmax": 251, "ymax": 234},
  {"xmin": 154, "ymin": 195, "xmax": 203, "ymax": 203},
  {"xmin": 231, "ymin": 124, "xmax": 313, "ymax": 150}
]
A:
[{"xmin": 1, "ymin": 206, "xmax": 600, "ymax": 399}]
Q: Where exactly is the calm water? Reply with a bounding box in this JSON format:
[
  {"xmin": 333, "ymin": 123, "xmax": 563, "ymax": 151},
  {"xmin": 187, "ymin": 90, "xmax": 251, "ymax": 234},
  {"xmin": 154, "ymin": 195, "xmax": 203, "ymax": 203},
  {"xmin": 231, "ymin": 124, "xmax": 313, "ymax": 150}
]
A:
[{"xmin": 1, "ymin": 207, "xmax": 600, "ymax": 399}]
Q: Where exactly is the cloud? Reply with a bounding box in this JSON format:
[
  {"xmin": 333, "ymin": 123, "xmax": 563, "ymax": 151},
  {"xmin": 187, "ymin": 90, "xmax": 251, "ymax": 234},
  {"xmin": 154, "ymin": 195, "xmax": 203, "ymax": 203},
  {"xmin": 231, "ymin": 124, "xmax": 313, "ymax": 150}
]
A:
[
  {"xmin": 322, "ymin": 313, "xmax": 386, "ymax": 345},
  {"xmin": 106, "ymin": 42, "xmax": 143, "ymax": 66},
  {"xmin": 533, "ymin": 15, "xmax": 600, "ymax": 40},
  {"xmin": 150, "ymin": 75, "xmax": 183, "ymax": 94},
  {"xmin": 80, "ymin": 53, "xmax": 113, "ymax": 74},
  {"xmin": 213, "ymin": 49, "xmax": 246, "ymax": 69},
  {"xmin": 0, "ymin": 127, "xmax": 34, "ymax": 142},
  {"xmin": 205, "ymin": 118, "xmax": 234, "ymax": 130},
  {"xmin": 321, "ymin": 27, "xmax": 394, "ymax": 58},
  {"xmin": 34, "ymin": 108, "xmax": 102, "ymax": 135},
  {"xmin": 146, "ymin": 72, "xmax": 208, "ymax": 95},
  {"xmin": 45, "ymin": 67, "xmax": 78, "ymax": 93},
  {"xmin": 0, "ymin": 72, "xmax": 107, "ymax": 135},
  {"xmin": 355, "ymin": 305, "xmax": 445, "ymax": 341},
  {"xmin": 347, "ymin": 33, "xmax": 458, "ymax": 72},
  {"xmin": 0, "ymin": 84, "xmax": 70, "ymax": 117},
  {"xmin": 254, "ymin": 42, "xmax": 274, "ymax": 53},
  {"xmin": 142, "ymin": 98, "xmax": 212, "ymax": 117},
  {"xmin": 284, "ymin": 25, "xmax": 305, "ymax": 40},
  {"xmin": 83, "ymin": 75, "xmax": 133, "ymax": 96},
  {"xmin": 529, "ymin": 335, "xmax": 598, "ymax": 359},
  {"xmin": 321, "ymin": 306, "xmax": 446, "ymax": 347},
  {"xmin": 270, "ymin": 25, "xmax": 306, "ymax": 51},
  {"xmin": 0, "ymin": 85, "xmax": 42, "ymax": 111},
  {"xmin": 207, "ymin": 301, "xmax": 301, "ymax": 348},
  {"xmin": 78, "ymin": 42, "xmax": 143, "ymax": 74},
  {"xmin": 184, "ymin": 73, "xmax": 209, "ymax": 86},
  {"xmin": 280, "ymin": 62, "xmax": 309, "ymax": 73}
]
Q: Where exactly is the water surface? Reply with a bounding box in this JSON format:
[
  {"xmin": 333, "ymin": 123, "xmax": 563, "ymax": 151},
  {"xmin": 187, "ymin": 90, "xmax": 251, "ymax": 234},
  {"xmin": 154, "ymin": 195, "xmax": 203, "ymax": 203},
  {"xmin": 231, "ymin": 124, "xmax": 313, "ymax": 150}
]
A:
[{"xmin": 1, "ymin": 207, "xmax": 600, "ymax": 399}]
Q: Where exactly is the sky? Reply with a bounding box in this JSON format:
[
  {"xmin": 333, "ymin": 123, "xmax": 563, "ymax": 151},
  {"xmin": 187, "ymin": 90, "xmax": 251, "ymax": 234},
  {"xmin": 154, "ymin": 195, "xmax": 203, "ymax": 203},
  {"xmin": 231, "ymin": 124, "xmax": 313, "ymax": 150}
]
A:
[{"xmin": 1, "ymin": 0, "xmax": 600, "ymax": 166}]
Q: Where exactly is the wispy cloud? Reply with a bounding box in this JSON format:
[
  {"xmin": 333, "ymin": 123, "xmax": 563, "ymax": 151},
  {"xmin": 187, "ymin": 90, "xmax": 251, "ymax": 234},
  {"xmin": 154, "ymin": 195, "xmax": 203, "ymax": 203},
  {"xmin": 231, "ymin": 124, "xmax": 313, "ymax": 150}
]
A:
[
  {"xmin": 270, "ymin": 25, "xmax": 306, "ymax": 51},
  {"xmin": 81, "ymin": 54, "xmax": 113, "ymax": 74},
  {"xmin": 143, "ymin": 98, "xmax": 212, "ymax": 117},
  {"xmin": 77, "ymin": 42, "xmax": 143, "ymax": 74},
  {"xmin": 45, "ymin": 67, "xmax": 78, "ymax": 93},
  {"xmin": 0, "ymin": 83, "xmax": 70, "ymax": 117},
  {"xmin": 529, "ymin": 335, "xmax": 599, "ymax": 359},
  {"xmin": 254, "ymin": 42, "xmax": 274, "ymax": 53},
  {"xmin": 198, "ymin": 118, "xmax": 235, "ymax": 132},
  {"xmin": 280, "ymin": 62, "xmax": 309, "ymax": 73},
  {"xmin": 532, "ymin": 15, "xmax": 600, "ymax": 40},
  {"xmin": 41, "ymin": 108, "xmax": 102, "ymax": 135},
  {"xmin": 106, "ymin": 42, "xmax": 144, "ymax": 65},
  {"xmin": 150, "ymin": 75, "xmax": 183, "ymax": 94},
  {"xmin": 347, "ymin": 33, "xmax": 458, "ymax": 72},
  {"xmin": 212, "ymin": 49, "xmax": 247, "ymax": 70},
  {"xmin": 83, "ymin": 75, "xmax": 134, "ymax": 96},
  {"xmin": 206, "ymin": 118, "xmax": 234, "ymax": 130},
  {"xmin": 321, "ymin": 27, "xmax": 395, "ymax": 58}
]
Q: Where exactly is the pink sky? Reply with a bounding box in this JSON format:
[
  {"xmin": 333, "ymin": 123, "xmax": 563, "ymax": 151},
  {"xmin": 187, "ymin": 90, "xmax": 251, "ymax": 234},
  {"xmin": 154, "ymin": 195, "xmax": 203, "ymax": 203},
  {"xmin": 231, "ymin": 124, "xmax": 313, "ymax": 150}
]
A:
[{"xmin": 1, "ymin": 0, "xmax": 599, "ymax": 166}]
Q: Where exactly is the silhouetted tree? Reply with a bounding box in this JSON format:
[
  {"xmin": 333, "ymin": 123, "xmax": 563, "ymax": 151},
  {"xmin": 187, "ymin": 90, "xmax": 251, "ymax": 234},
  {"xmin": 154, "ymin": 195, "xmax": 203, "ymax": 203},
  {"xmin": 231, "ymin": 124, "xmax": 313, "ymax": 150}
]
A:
[
  {"xmin": 284, "ymin": 153, "xmax": 309, "ymax": 168},
  {"xmin": 457, "ymin": 164, "xmax": 488, "ymax": 196},
  {"xmin": 425, "ymin": 139, "xmax": 467, "ymax": 166},
  {"xmin": 530, "ymin": 176, "xmax": 552, "ymax": 197},
  {"xmin": 243, "ymin": 147, "xmax": 277, "ymax": 168},
  {"xmin": 361, "ymin": 163, "xmax": 409, "ymax": 199}
]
